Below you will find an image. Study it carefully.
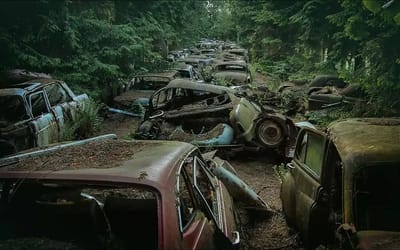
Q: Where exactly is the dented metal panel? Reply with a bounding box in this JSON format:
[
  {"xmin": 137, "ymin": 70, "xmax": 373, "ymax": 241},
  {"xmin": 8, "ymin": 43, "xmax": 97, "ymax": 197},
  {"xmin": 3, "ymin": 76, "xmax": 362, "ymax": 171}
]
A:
[{"xmin": 0, "ymin": 79, "xmax": 89, "ymax": 157}]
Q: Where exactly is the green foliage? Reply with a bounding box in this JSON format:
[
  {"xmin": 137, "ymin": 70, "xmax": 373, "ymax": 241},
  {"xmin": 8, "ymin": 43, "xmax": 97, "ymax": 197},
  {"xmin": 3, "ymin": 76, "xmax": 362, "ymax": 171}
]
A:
[
  {"xmin": 306, "ymin": 105, "xmax": 354, "ymax": 128},
  {"xmin": 0, "ymin": 1, "xmax": 215, "ymax": 101},
  {"xmin": 208, "ymin": 0, "xmax": 400, "ymax": 115},
  {"xmin": 63, "ymin": 98, "xmax": 104, "ymax": 140},
  {"xmin": 362, "ymin": 0, "xmax": 381, "ymax": 14}
]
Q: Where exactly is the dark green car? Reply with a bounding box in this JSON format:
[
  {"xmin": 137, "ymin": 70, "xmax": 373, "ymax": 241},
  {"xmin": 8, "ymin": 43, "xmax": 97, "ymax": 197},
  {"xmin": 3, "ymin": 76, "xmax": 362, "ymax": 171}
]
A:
[{"xmin": 281, "ymin": 118, "xmax": 400, "ymax": 249}]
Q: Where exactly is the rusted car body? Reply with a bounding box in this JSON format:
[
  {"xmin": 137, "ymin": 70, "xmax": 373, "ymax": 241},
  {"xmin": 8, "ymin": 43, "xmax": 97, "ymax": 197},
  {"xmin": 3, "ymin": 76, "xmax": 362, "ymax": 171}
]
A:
[
  {"xmin": 225, "ymin": 49, "xmax": 249, "ymax": 62},
  {"xmin": 0, "ymin": 137, "xmax": 240, "ymax": 249},
  {"xmin": 280, "ymin": 118, "xmax": 400, "ymax": 249},
  {"xmin": 177, "ymin": 55, "xmax": 214, "ymax": 70},
  {"xmin": 175, "ymin": 63, "xmax": 202, "ymax": 81},
  {"xmin": 212, "ymin": 61, "xmax": 251, "ymax": 86},
  {"xmin": 0, "ymin": 79, "xmax": 88, "ymax": 157},
  {"xmin": 113, "ymin": 72, "xmax": 177, "ymax": 109},
  {"xmin": 276, "ymin": 76, "xmax": 364, "ymax": 113},
  {"xmin": 136, "ymin": 79, "xmax": 297, "ymax": 157}
]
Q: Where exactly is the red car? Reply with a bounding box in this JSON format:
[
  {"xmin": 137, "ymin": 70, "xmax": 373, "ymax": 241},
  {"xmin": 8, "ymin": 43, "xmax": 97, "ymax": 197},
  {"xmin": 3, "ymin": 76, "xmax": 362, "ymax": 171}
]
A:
[{"xmin": 0, "ymin": 136, "xmax": 240, "ymax": 250}]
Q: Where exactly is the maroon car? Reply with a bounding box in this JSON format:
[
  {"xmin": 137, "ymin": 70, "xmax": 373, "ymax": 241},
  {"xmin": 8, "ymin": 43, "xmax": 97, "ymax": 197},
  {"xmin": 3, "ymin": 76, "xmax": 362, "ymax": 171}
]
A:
[{"xmin": 0, "ymin": 136, "xmax": 240, "ymax": 250}]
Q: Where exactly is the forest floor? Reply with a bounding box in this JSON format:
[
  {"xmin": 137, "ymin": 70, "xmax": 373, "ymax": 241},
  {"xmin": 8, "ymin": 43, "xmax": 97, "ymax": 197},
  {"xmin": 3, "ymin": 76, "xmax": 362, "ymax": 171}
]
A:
[{"xmin": 100, "ymin": 113, "xmax": 303, "ymax": 250}]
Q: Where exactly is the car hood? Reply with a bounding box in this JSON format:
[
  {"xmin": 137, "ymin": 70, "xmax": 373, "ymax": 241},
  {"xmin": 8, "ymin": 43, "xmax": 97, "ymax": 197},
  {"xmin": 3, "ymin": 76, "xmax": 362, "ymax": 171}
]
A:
[
  {"xmin": 214, "ymin": 71, "xmax": 248, "ymax": 84},
  {"xmin": 356, "ymin": 231, "xmax": 400, "ymax": 249}
]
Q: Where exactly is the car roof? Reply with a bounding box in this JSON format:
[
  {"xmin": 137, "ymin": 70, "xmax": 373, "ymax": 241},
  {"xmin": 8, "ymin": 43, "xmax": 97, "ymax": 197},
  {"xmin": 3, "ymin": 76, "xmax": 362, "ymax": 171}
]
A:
[
  {"xmin": 175, "ymin": 63, "xmax": 193, "ymax": 70},
  {"xmin": 166, "ymin": 78, "xmax": 232, "ymax": 94},
  {"xmin": 0, "ymin": 78, "xmax": 57, "ymax": 93},
  {"xmin": 215, "ymin": 60, "xmax": 247, "ymax": 66},
  {"xmin": 0, "ymin": 139, "xmax": 196, "ymax": 192},
  {"xmin": 328, "ymin": 118, "xmax": 400, "ymax": 168},
  {"xmin": 136, "ymin": 71, "xmax": 177, "ymax": 80},
  {"xmin": 0, "ymin": 78, "xmax": 58, "ymax": 96},
  {"xmin": 0, "ymin": 88, "xmax": 26, "ymax": 97}
]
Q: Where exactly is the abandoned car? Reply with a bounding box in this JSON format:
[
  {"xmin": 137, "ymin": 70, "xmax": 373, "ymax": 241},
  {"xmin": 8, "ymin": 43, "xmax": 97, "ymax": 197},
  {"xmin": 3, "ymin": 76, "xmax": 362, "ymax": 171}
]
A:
[
  {"xmin": 0, "ymin": 78, "xmax": 88, "ymax": 157},
  {"xmin": 0, "ymin": 136, "xmax": 242, "ymax": 250},
  {"xmin": 276, "ymin": 75, "xmax": 364, "ymax": 114},
  {"xmin": 212, "ymin": 61, "xmax": 251, "ymax": 86},
  {"xmin": 175, "ymin": 63, "xmax": 202, "ymax": 81},
  {"xmin": 280, "ymin": 118, "xmax": 400, "ymax": 249},
  {"xmin": 136, "ymin": 79, "xmax": 297, "ymax": 157},
  {"xmin": 225, "ymin": 49, "xmax": 249, "ymax": 62},
  {"xmin": 113, "ymin": 72, "xmax": 177, "ymax": 109}
]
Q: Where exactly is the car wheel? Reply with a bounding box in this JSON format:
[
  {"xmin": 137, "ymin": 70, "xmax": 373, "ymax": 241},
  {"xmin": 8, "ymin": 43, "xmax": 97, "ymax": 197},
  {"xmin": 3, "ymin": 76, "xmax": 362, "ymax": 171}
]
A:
[{"xmin": 255, "ymin": 119, "xmax": 284, "ymax": 148}]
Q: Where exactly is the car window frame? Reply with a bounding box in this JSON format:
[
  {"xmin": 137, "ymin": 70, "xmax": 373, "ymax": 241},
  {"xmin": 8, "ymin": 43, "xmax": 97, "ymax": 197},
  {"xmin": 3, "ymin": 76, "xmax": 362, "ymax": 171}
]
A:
[
  {"xmin": 294, "ymin": 128, "xmax": 327, "ymax": 181},
  {"xmin": 176, "ymin": 159, "xmax": 198, "ymax": 233},
  {"xmin": 150, "ymin": 87, "xmax": 173, "ymax": 110},
  {"xmin": 28, "ymin": 91, "xmax": 51, "ymax": 118},
  {"xmin": 192, "ymin": 155, "xmax": 220, "ymax": 227},
  {"xmin": 176, "ymin": 151, "xmax": 221, "ymax": 234},
  {"xmin": 44, "ymin": 82, "xmax": 73, "ymax": 107}
]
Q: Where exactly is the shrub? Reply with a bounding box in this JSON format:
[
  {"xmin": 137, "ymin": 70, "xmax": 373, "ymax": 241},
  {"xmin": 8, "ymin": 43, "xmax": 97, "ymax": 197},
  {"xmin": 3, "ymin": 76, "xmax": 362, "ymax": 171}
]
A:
[{"xmin": 63, "ymin": 98, "xmax": 104, "ymax": 140}]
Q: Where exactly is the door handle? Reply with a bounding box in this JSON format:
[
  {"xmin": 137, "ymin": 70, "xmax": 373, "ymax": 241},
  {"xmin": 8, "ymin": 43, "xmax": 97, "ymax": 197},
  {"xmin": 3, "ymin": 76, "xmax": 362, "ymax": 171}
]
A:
[
  {"xmin": 286, "ymin": 162, "xmax": 295, "ymax": 169},
  {"xmin": 232, "ymin": 231, "xmax": 240, "ymax": 245}
]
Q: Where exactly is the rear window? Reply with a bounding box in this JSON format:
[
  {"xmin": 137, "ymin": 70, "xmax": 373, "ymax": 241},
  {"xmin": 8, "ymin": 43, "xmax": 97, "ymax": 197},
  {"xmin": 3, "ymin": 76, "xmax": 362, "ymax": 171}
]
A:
[
  {"xmin": 0, "ymin": 181, "xmax": 159, "ymax": 250},
  {"xmin": 353, "ymin": 164, "xmax": 400, "ymax": 231},
  {"xmin": 0, "ymin": 96, "xmax": 29, "ymax": 126}
]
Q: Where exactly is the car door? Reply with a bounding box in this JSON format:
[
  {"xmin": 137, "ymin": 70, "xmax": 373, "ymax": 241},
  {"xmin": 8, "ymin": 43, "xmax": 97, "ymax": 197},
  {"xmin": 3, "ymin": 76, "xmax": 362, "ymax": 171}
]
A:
[
  {"xmin": 28, "ymin": 91, "xmax": 58, "ymax": 147},
  {"xmin": 289, "ymin": 129, "xmax": 328, "ymax": 246},
  {"xmin": 177, "ymin": 152, "xmax": 233, "ymax": 250},
  {"xmin": 44, "ymin": 82, "xmax": 75, "ymax": 140}
]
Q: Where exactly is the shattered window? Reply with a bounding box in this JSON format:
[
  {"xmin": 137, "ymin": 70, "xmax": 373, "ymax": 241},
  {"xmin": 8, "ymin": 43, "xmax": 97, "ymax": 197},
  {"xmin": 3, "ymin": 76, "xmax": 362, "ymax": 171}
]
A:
[
  {"xmin": 45, "ymin": 83, "xmax": 71, "ymax": 106},
  {"xmin": 29, "ymin": 92, "xmax": 49, "ymax": 118},
  {"xmin": 0, "ymin": 181, "xmax": 159, "ymax": 250},
  {"xmin": 0, "ymin": 96, "xmax": 29, "ymax": 125}
]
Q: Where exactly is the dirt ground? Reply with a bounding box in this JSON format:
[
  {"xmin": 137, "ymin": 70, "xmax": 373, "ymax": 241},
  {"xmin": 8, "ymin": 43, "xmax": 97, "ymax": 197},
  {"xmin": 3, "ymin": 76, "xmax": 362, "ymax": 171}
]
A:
[
  {"xmin": 101, "ymin": 112, "xmax": 303, "ymax": 249},
  {"xmin": 230, "ymin": 153, "xmax": 302, "ymax": 250}
]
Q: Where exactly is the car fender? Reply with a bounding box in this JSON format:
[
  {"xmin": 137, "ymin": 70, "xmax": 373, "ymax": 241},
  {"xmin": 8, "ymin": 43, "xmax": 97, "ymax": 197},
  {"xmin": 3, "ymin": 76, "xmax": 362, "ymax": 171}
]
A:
[{"xmin": 280, "ymin": 166, "xmax": 297, "ymax": 225}]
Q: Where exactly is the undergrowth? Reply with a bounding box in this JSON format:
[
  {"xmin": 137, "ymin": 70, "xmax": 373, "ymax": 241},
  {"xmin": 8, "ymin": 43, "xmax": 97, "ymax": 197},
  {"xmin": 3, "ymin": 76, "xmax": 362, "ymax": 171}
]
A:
[{"xmin": 63, "ymin": 98, "xmax": 104, "ymax": 140}]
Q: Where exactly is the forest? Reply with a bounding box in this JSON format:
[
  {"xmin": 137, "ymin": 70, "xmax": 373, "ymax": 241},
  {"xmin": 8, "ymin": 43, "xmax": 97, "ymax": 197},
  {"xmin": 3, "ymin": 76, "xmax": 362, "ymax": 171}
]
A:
[
  {"xmin": 0, "ymin": 0, "xmax": 399, "ymax": 115},
  {"xmin": 1, "ymin": 2, "xmax": 400, "ymax": 249}
]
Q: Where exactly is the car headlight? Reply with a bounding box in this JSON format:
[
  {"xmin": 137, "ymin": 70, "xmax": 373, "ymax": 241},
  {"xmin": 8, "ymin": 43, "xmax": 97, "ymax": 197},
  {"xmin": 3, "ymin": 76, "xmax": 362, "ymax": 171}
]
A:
[{"xmin": 256, "ymin": 119, "xmax": 284, "ymax": 147}]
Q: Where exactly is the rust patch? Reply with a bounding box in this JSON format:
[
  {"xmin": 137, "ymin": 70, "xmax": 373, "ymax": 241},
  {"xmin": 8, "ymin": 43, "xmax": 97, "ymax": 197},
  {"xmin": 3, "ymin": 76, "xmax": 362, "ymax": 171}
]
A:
[{"xmin": 8, "ymin": 140, "xmax": 147, "ymax": 171}]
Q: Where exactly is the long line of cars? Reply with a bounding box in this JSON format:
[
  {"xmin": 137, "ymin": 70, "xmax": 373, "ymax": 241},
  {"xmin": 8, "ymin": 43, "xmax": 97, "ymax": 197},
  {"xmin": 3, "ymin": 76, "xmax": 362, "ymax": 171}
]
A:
[
  {"xmin": 153, "ymin": 39, "xmax": 400, "ymax": 249},
  {"xmin": 0, "ymin": 38, "xmax": 399, "ymax": 250},
  {"xmin": 0, "ymin": 40, "xmax": 272, "ymax": 250},
  {"xmin": 127, "ymin": 39, "xmax": 298, "ymax": 158}
]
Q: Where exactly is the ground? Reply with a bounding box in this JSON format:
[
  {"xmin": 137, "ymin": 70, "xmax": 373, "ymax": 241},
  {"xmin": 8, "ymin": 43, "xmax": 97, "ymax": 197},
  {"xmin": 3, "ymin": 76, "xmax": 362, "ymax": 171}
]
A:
[{"xmin": 100, "ymin": 113, "xmax": 303, "ymax": 249}]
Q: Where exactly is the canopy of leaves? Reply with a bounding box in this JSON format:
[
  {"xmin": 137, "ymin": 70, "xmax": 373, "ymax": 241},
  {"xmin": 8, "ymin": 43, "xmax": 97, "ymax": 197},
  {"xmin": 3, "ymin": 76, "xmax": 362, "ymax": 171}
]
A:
[
  {"xmin": 209, "ymin": 0, "xmax": 400, "ymax": 114},
  {"xmin": 1, "ymin": 0, "xmax": 399, "ymax": 114},
  {"xmin": 0, "ymin": 0, "xmax": 212, "ymax": 100}
]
